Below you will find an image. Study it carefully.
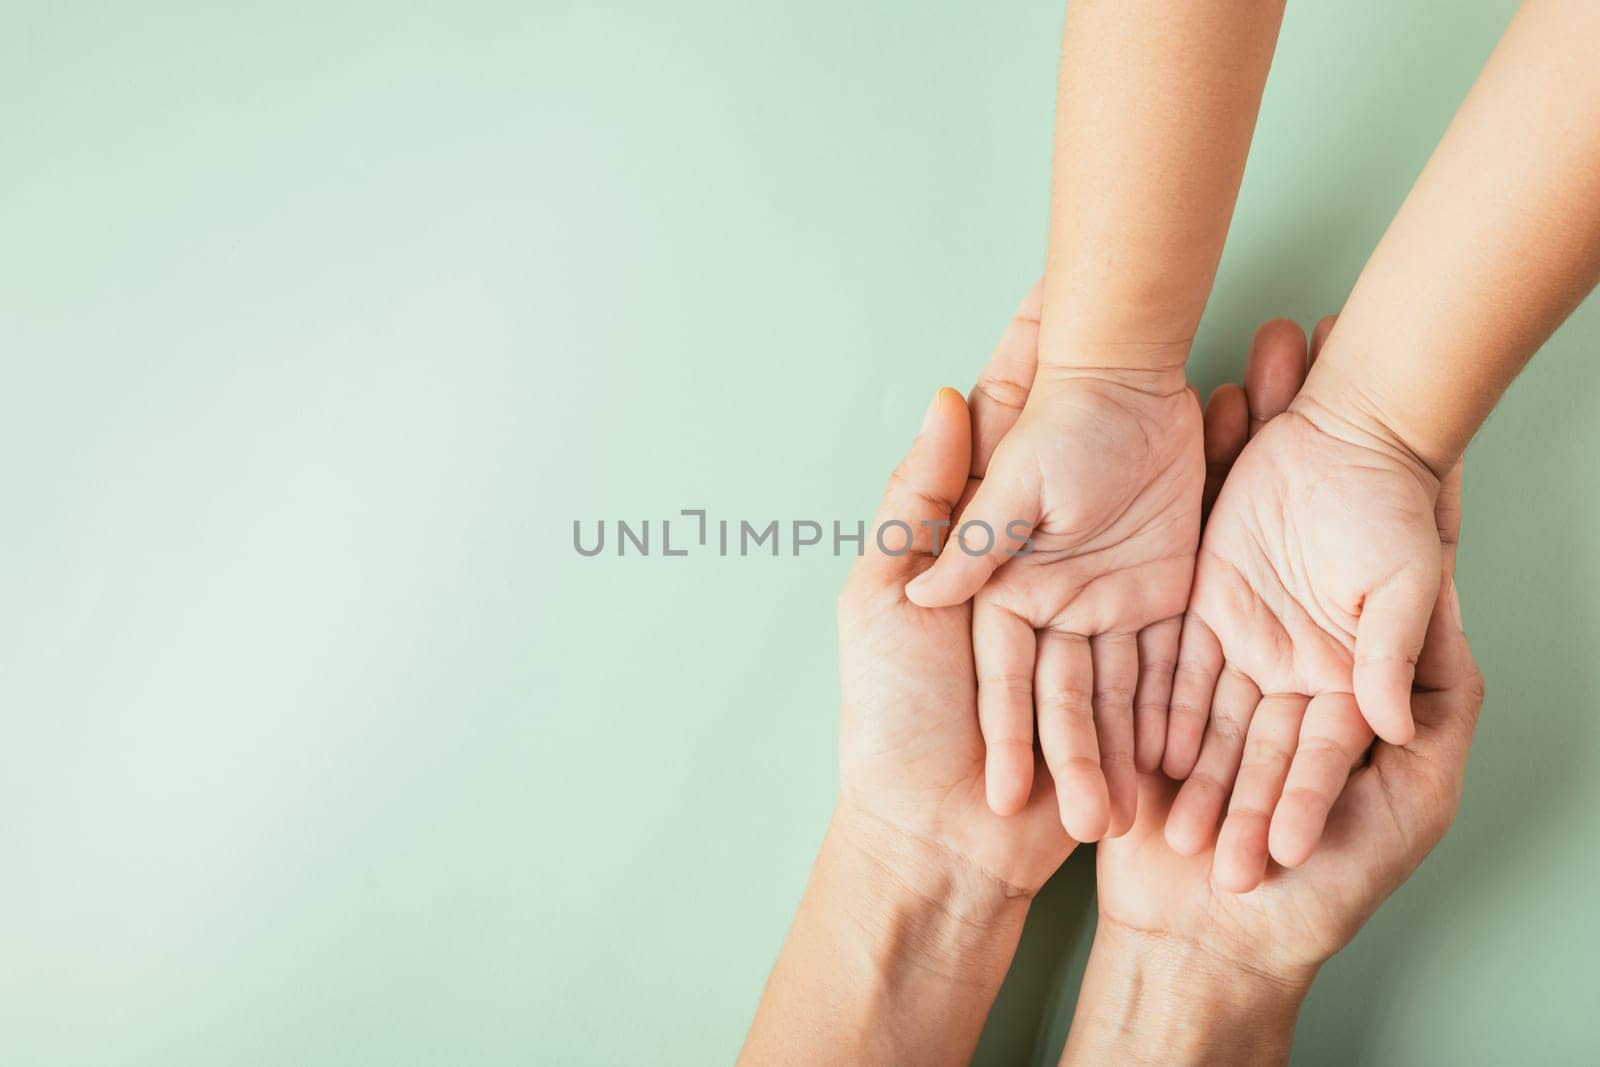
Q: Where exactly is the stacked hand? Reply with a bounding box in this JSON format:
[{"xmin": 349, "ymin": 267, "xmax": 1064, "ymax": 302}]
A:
[
  {"xmin": 1162, "ymin": 320, "xmax": 1462, "ymax": 890},
  {"xmin": 745, "ymin": 300, "xmax": 1483, "ymax": 1067},
  {"xmin": 836, "ymin": 382, "xmax": 1075, "ymax": 898},
  {"xmin": 911, "ymin": 288, "xmax": 1461, "ymax": 890},
  {"xmin": 1063, "ymin": 325, "xmax": 1482, "ymax": 1063},
  {"xmin": 906, "ymin": 284, "xmax": 1205, "ymax": 841},
  {"xmin": 1094, "ymin": 323, "xmax": 1478, "ymax": 973}
]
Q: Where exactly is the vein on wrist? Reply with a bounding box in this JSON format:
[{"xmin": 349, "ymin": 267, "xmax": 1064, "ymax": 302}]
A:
[
  {"xmin": 1063, "ymin": 922, "xmax": 1313, "ymax": 1067},
  {"xmin": 827, "ymin": 804, "xmax": 1032, "ymax": 979}
]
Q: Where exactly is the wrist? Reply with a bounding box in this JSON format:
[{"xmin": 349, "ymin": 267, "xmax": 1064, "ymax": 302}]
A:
[
  {"xmin": 744, "ymin": 806, "xmax": 1029, "ymax": 1065},
  {"xmin": 1035, "ymin": 351, "xmax": 1190, "ymax": 395},
  {"xmin": 1027, "ymin": 352, "xmax": 1192, "ymax": 410},
  {"xmin": 825, "ymin": 803, "xmax": 1033, "ymax": 979},
  {"xmin": 1062, "ymin": 921, "xmax": 1315, "ymax": 1067},
  {"xmin": 1294, "ymin": 356, "xmax": 1456, "ymax": 482},
  {"xmin": 1035, "ymin": 319, "xmax": 1191, "ymax": 396}
]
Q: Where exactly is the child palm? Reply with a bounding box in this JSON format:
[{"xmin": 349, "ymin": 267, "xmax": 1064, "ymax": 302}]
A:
[{"xmin": 907, "ymin": 287, "xmax": 1205, "ymax": 841}]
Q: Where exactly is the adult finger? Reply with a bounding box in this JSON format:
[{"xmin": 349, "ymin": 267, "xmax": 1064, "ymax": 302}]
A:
[
  {"xmin": 1202, "ymin": 384, "xmax": 1248, "ymax": 519},
  {"xmin": 1243, "ymin": 319, "xmax": 1307, "ymax": 437},
  {"xmin": 1309, "ymin": 314, "xmax": 1339, "ymax": 364},
  {"xmin": 968, "ymin": 280, "xmax": 1042, "ymax": 475},
  {"xmin": 857, "ymin": 388, "xmax": 972, "ymax": 587},
  {"xmin": 1437, "ymin": 462, "xmax": 1464, "ymax": 580}
]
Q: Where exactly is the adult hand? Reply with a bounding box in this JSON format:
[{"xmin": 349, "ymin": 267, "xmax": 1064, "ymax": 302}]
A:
[
  {"xmin": 835, "ymin": 381, "xmax": 1075, "ymax": 898},
  {"xmin": 1163, "ymin": 315, "xmax": 1452, "ymax": 874},
  {"xmin": 1059, "ymin": 331, "xmax": 1483, "ymax": 1064},
  {"xmin": 743, "ymin": 317, "xmax": 1077, "ymax": 1066},
  {"xmin": 907, "ymin": 285, "xmax": 1205, "ymax": 842}
]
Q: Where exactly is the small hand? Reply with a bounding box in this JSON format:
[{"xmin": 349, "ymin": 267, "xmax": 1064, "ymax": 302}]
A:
[
  {"xmin": 906, "ymin": 288, "xmax": 1204, "ymax": 841},
  {"xmin": 1163, "ymin": 317, "xmax": 1455, "ymax": 880},
  {"xmin": 1094, "ymin": 336, "xmax": 1482, "ymax": 987}
]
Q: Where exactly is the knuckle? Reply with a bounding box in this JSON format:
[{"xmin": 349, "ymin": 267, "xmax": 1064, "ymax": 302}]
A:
[
  {"xmin": 1093, "ymin": 681, "xmax": 1137, "ymax": 708},
  {"xmin": 1099, "ymin": 744, "xmax": 1136, "ymax": 770},
  {"xmin": 979, "ymin": 673, "xmax": 1035, "ymax": 700},
  {"xmin": 1140, "ymin": 655, "xmax": 1178, "ymax": 677},
  {"xmin": 1038, "ymin": 685, "xmax": 1095, "ymax": 717},
  {"xmin": 1047, "ymin": 752, "xmax": 1104, "ymax": 778},
  {"xmin": 1242, "ymin": 736, "xmax": 1292, "ymax": 767},
  {"xmin": 1184, "ymin": 768, "xmax": 1227, "ymax": 795},
  {"xmin": 1296, "ymin": 734, "xmax": 1354, "ymax": 765}
]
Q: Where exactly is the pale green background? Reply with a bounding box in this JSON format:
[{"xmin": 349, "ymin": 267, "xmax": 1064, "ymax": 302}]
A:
[{"xmin": 3, "ymin": 1, "xmax": 1596, "ymax": 1063}]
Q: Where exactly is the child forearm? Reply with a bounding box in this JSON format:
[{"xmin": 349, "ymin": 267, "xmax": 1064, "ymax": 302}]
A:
[
  {"xmin": 1043, "ymin": 0, "xmax": 1287, "ymax": 372},
  {"xmin": 1301, "ymin": 0, "xmax": 1600, "ymax": 475}
]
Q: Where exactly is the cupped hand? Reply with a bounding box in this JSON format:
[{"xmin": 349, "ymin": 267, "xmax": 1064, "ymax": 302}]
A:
[
  {"xmin": 1096, "ymin": 334, "xmax": 1483, "ymax": 982},
  {"xmin": 837, "ymin": 384, "xmax": 1075, "ymax": 898},
  {"xmin": 1163, "ymin": 315, "xmax": 1455, "ymax": 878},
  {"xmin": 905, "ymin": 289, "xmax": 1204, "ymax": 842}
]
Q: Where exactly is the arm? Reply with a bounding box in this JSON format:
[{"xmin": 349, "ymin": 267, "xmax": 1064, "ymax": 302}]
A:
[
  {"xmin": 743, "ymin": 357, "xmax": 1076, "ymax": 1059},
  {"xmin": 903, "ymin": 2, "xmax": 1288, "ymax": 840},
  {"xmin": 1301, "ymin": 0, "xmax": 1600, "ymax": 474},
  {"xmin": 1043, "ymin": 0, "xmax": 1287, "ymax": 369},
  {"xmin": 1070, "ymin": 317, "xmax": 1484, "ymax": 1064},
  {"xmin": 739, "ymin": 811, "xmax": 1030, "ymax": 1066},
  {"xmin": 1162, "ymin": 0, "xmax": 1598, "ymax": 822}
]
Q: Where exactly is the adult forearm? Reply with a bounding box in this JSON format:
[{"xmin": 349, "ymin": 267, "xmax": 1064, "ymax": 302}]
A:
[
  {"xmin": 1303, "ymin": 0, "xmax": 1600, "ymax": 475},
  {"xmin": 1043, "ymin": 0, "xmax": 1286, "ymax": 370},
  {"xmin": 739, "ymin": 807, "xmax": 1031, "ymax": 1066},
  {"xmin": 1060, "ymin": 923, "xmax": 1312, "ymax": 1067}
]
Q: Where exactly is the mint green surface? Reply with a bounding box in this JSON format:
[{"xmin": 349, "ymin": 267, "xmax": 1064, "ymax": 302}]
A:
[{"xmin": 3, "ymin": 2, "xmax": 1595, "ymax": 1064}]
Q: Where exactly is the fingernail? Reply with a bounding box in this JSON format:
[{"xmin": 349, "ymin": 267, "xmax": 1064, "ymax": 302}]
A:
[{"xmin": 1444, "ymin": 575, "xmax": 1463, "ymax": 630}]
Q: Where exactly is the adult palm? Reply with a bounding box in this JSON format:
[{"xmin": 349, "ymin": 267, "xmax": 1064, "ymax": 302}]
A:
[
  {"xmin": 1101, "ymin": 589, "xmax": 1481, "ymax": 978},
  {"xmin": 837, "ymin": 384, "xmax": 1075, "ymax": 895}
]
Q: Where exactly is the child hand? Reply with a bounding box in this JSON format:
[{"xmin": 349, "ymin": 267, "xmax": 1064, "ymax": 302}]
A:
[
  {"xmin": 910, "ymin": 291, "xmax": 1204, "ymax": 841},
  {"xmin": 1163, "ymin": 317, "xmax": 1459, "ymax": 887}
]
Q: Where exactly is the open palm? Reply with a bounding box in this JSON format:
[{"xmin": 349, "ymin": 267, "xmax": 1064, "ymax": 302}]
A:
[
  {"xmin": 1161, "ymin": 324, "xmax": 1445, "ymax": 878},
  {"xmin": 837, "ymin": 385, "xmax": 1074, "ymax": 894},
  {"xmin": 906, "ymin": 286, "xmax": 1204, "ymax": 842},
  {"xmin": 1100, "ymin": 323, "xmax": 1481, "ymax": 978}
]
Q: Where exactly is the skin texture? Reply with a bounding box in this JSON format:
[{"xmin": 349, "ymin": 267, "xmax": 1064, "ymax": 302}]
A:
[
  {"xmin": 1305, "ymin": 0, "xmax": 1600, "ymax": 476},
  {"xmin": 904, "ymin": 0, "xmax": 1288, "ymax": 842},
  {"xmin": 1166, "ymin": 321, "xmax": 1466, "ymax": 889},
  {"xmin": 1060, "ymin": 330, "xmax": 1484, "ymax": 1066},
  {"xmin": 743, "ymin": 0, "xmax": 1600, "ymax": 1051},
  {"xmin": 1164, "ymin": 0, "xmax": 1600, "ymax": 872},
  {"xmin": 743, "ymin": 300, "xmax": 1485, "ymax": 1064},
  {"xmin": 740, "ymin": 386, "xmax": 1075, "ymax": 1066}
]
